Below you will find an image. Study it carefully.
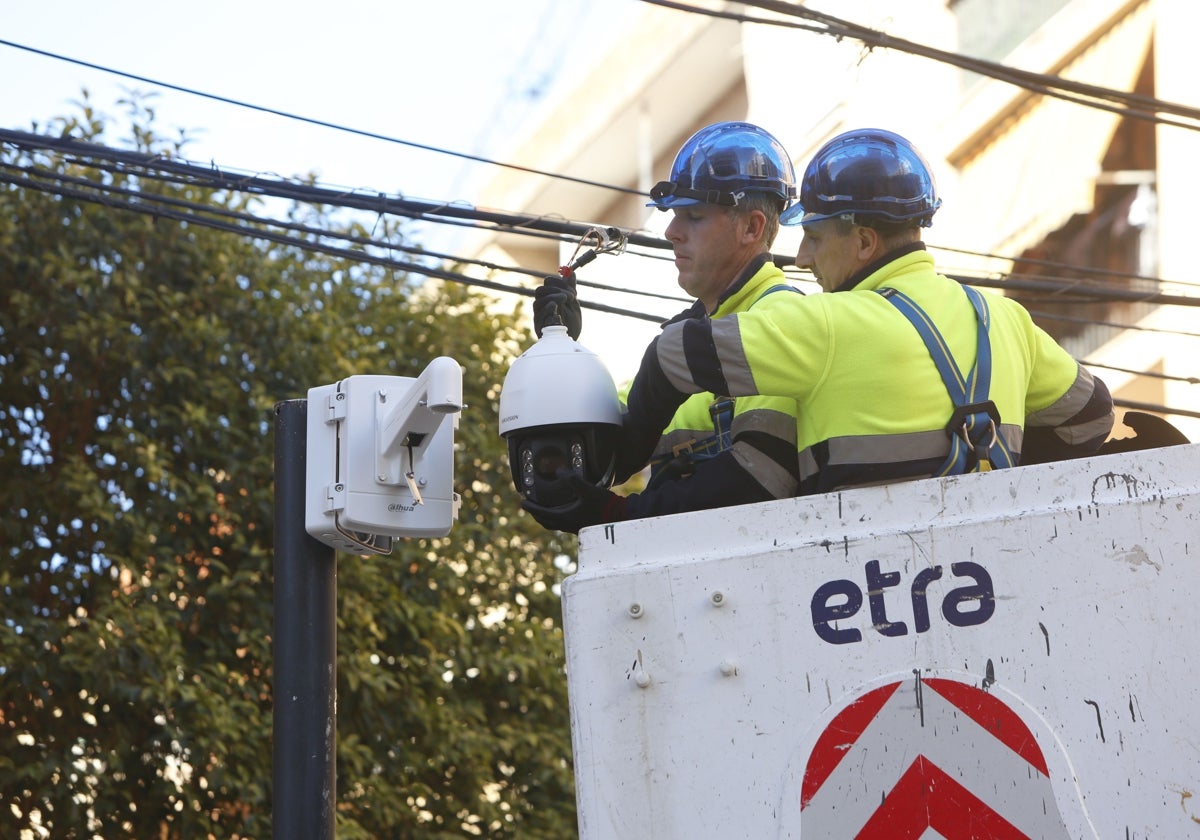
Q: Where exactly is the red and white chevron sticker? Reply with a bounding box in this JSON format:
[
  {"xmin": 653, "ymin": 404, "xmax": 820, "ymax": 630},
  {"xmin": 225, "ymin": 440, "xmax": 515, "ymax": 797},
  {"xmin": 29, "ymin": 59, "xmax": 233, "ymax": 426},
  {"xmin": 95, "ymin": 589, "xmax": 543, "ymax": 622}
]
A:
[{"xmin": 800, "ymin": 677, "xmax": 1076, "ymax": 839}]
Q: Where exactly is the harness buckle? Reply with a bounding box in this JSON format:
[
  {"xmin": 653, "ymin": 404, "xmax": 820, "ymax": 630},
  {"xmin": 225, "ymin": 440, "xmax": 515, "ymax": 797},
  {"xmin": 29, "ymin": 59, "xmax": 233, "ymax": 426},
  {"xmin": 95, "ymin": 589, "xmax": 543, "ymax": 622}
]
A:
[
  {"xmin": 946, "ymin": 400, "xmax": 1001, "ymax": 472},
  {"xmin": 672, "ymin": 438, "xmax": 698, "ymax": 458},
  {"xmin": 945, "ymin": 400, "xmax": 1001, "ymax": 439}
]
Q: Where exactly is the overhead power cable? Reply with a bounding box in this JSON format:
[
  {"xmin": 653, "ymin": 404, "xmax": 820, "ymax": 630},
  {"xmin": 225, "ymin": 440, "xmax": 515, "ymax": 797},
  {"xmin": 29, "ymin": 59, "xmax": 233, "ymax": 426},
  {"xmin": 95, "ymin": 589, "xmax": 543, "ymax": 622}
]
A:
[
  {"xmin": 11, "ymin": 167, "xmax": 1196, "ymax": 420},
  {"xmin": 640, "ymin": 0, "xmax": 1200, "ymax": 132},
  {"xmin": 1026, "ymin": 310, "xmax": 1200, "ymax": 340},
  {"xmin": 1083, "ymin": 361, "xmax": 1200, "ymax": 385},
  {"xmin": 931, "ymin": 244, "xmax": 1200, "ymax": 294},
  {"xmin": 0, "ymin": 167, "xmax": 669, "ymax": 324},
  {"xmin": 949, "ymin": 272, "xmax": 1198, "ymax": 307},
  {"xmin": 0, "ymin": 33, "xmax": 1194, "ymax": 299},
  {"xmin": 0, "ymin": 38, "xmax": 644, "ymax": 198},
  {"xmin": 0, "ymin": 128, "xmax": 664, "ymax": 248},
  {"xmin": 4, "ymin": 144, "xmax": 1198, "ymax": 421},
  {"xmin": 2, "ymin": 158, "xmax": 694, "ymax": 307},
  {"xmin": 1113, "ymin": 398, "xmax": 1200, "ymax": 420},
  {"xmin": 7, "ymin": 127, "xmax": 1199, "ymax": 312}
]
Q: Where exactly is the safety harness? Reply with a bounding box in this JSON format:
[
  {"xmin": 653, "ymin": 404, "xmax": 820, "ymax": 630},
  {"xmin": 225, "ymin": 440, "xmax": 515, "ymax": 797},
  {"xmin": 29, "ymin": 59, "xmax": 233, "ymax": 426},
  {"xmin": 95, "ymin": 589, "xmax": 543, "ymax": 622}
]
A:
[
  {"xmin": 646, "ymin": 283, "xmax": 799, "ymax": 488},
  {"xmin": 877, "ymin": 286, "xmax": 1016, "ymax": 475}
]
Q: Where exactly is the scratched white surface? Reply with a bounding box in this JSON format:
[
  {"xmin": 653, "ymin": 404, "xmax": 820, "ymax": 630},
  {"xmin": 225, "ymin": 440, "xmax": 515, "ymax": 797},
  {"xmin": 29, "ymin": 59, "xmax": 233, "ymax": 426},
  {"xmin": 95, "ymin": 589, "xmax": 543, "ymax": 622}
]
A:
[{"xmin": 564, "ymin": 444, "xmax": 1200, "ymax": 839}]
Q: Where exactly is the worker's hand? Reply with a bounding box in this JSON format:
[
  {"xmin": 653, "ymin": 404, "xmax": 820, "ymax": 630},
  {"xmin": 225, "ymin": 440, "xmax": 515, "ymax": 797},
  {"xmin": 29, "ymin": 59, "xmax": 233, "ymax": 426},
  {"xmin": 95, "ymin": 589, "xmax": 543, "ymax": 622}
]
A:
[
  {"xmin": 521, "ymin": 470, "xmax": 628, "ymax": 534},
  {"xmin": 533, "ymin": 272, "xmax": 583, "ymax": 340}
]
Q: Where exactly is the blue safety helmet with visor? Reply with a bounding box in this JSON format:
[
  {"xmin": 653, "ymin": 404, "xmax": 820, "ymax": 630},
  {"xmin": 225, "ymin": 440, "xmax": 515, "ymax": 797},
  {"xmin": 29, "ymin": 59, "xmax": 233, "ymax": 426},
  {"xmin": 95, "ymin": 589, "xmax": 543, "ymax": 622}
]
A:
[
  {"xmin": 648, "ymin": 121, "xmax": 797, "ymax": 211},
  {"xmin": 781, "ymin": 128, "xmax": 942, "ymax": 228}
]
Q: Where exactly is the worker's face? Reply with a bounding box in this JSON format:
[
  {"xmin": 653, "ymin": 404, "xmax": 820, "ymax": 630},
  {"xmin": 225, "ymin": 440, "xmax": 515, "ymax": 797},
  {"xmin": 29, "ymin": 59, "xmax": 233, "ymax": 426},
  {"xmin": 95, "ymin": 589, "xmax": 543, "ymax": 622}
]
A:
[
  {"xmin": 795, "ymin": 219, "xmax": 875, "ymax": 292},
  {"xmin": 664, "ymin": 204, "xmax": 757, "ymax": 310}
]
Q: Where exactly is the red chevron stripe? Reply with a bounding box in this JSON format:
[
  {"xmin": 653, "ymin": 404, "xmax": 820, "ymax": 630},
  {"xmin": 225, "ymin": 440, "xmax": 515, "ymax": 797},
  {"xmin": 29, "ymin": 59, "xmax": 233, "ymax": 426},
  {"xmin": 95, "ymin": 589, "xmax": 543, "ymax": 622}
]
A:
[
  {"xmin": 926, "ymin": 678, "xmax": 1049, "ymax": 775},
  {"xmin": 856, "ymin": 755, "xmax": 1028, "ymax": 839},
  {"xmin": 801, "ymin": 681, "xmax": 900, "ymax": 808}
]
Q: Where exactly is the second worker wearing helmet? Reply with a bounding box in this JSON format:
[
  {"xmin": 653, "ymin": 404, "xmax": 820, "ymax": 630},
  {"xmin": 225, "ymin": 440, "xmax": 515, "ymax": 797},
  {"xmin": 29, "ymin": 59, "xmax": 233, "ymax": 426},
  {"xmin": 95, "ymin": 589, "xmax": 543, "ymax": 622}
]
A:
[
  {"xmin": 524, "ymin": 122, "xmax": 805, "ymax": 534},
  {"xmin": 538, "ymin": 127, "xmax": 1115, "ymax": 531}
]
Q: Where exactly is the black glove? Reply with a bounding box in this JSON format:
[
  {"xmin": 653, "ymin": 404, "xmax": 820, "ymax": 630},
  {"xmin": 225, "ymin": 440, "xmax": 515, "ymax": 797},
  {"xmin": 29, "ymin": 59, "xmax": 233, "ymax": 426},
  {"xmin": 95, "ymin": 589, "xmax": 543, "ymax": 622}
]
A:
[
  {"xmin": 521, "ymin": 470, "xmax": 628, "ymax": 534},
  {"xmin": 532, "ymin": 272, "xmax": 583, "ymax": 340}
]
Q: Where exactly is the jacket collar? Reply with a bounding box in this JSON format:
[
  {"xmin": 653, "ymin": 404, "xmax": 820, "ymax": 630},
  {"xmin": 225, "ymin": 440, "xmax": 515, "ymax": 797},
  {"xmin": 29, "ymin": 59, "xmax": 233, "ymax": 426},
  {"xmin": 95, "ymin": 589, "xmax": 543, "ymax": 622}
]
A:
[
  {"xmin": 833, "ymin": 241, "xmax": 926, "ymax": 293},
  {"xmin": 711, "ymin": 253, "xmax": 774, "ymax": 316}
]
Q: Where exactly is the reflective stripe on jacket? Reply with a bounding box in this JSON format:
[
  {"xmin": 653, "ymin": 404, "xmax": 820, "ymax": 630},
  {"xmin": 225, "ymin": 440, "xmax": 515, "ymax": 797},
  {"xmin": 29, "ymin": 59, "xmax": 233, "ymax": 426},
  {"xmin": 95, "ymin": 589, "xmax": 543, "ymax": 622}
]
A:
[
  {"xmin": 641, "ymin": 247, "xmax": 1114, "ymax": 494},
  {"xmin": 643, "ymin": 259, "xmax": 800, "ymax": 501},
  {"xmin": 614, "ymin": 257, "xmax": 803, "ymax": 517}
]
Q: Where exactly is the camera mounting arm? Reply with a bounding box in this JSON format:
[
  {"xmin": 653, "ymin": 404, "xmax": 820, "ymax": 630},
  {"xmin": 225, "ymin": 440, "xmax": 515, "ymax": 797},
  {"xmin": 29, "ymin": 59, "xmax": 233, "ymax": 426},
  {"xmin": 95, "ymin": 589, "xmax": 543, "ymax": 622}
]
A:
[
  {"xmin": 306, "ymin": 357, "xmax": 465, "ymax": 554},
  {"xmin": 376, "ymin": 356, "xmax": 464, "ymax": 497}
]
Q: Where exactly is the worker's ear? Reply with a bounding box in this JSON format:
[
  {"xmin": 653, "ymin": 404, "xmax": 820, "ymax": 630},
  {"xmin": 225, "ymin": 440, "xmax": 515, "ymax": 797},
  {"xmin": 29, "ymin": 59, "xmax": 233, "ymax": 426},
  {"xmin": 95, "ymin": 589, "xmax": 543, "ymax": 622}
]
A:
[
  {"xmin": 740, "ymin": 209, "xmax": 767, "ymax": 243},
  {"xmin": 854, "ymin": 224, "xmax": 884, "ymax": 261}
]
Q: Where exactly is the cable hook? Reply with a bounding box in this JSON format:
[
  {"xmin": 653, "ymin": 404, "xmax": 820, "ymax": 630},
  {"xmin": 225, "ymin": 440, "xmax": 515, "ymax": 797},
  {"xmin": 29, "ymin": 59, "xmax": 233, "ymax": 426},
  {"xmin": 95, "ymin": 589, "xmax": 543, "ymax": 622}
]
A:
[{"xmin": 564, "ymin": 226, "xmax": 627, "ymax": 273}]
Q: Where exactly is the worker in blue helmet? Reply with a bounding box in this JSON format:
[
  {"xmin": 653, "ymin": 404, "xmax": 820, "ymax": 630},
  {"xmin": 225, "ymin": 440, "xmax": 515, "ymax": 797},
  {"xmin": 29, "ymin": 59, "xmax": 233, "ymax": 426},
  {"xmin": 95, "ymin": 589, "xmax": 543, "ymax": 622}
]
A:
[
  {"xmin": 552, "ymin": 127, "xmax": 1115, "ymax": 525},
  {"xmin": 523, "ymin": 121, "xmax": 805, "ymax": 533}
]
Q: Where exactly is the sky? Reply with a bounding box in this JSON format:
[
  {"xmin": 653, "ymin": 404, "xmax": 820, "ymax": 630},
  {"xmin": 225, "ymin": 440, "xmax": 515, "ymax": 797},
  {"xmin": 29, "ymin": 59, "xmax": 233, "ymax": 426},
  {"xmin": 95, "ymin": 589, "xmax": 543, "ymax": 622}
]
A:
[{"xmin": 0, "ymin": 0, "xmax": 640, "ymax": 251}]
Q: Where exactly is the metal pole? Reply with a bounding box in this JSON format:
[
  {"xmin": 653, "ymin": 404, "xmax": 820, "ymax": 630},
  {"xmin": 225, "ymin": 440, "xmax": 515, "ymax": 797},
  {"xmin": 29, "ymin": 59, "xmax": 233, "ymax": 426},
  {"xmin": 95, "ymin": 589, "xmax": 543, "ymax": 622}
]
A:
[{"xmin": 273, "ymin": 399, "xmax": 337, "ymax": 839}]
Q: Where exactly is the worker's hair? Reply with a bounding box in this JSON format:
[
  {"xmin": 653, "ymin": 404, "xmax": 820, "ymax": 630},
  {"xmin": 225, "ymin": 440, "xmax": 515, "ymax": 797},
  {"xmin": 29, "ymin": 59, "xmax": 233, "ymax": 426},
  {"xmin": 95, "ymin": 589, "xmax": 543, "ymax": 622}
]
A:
[
  {"xmin": 731, "ymin": 190, "xmax": 784, "ymax": 249},
  {"xmin": 872, "ymin": 221, "xmax": 922, "ymax": 252},
  {"xmin": 825, "ymin": 213, "xmax": 922, "ymax": 251}
]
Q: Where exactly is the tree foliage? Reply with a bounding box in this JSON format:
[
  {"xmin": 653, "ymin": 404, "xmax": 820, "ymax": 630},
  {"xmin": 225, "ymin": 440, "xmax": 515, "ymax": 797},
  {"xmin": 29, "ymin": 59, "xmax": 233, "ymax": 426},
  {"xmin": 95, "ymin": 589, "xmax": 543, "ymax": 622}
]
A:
[{"xmin": 0, "ymin": 100, "xmax": 580, "ymax": 838}]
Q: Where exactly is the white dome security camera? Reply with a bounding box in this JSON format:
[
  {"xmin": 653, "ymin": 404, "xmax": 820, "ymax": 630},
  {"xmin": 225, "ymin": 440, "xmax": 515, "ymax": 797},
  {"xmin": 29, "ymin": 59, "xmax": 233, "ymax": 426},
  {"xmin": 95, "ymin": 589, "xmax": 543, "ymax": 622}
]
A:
[{"xmin": 499, "ymin": 326, "xmax": 623, "ymax": 508}]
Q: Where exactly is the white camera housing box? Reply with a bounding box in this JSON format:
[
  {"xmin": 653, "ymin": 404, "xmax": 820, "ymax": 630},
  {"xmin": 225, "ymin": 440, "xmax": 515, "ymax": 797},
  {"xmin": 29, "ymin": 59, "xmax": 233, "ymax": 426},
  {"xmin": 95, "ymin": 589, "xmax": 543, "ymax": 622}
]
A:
[{"xmin": 305, "ymin": 358, "xmax": 463, "ymax": 554}]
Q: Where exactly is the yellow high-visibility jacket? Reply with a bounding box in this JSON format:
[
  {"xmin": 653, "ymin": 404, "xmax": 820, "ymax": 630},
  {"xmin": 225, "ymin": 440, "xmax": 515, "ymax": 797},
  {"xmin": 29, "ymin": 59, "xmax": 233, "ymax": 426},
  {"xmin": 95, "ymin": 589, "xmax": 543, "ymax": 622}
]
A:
[
  {"xmin": 629, "ymin": 245, "xmax": 1114, "ymax": 494},
  {"xmin": 616, "ymin": 257, "xmax": 802, "ymax": 516}
]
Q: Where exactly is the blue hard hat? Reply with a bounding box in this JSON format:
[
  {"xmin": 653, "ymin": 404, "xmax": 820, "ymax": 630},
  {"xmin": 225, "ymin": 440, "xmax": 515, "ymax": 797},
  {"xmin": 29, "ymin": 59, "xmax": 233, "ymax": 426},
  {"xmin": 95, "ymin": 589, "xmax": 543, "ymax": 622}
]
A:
[
  {"xmin": 781, "ymin": 128, "xmax": 942, "ymax": 227},
  {"xmin": 648, "ymin": 121, "xmax": 797, "ymax": 211}
]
